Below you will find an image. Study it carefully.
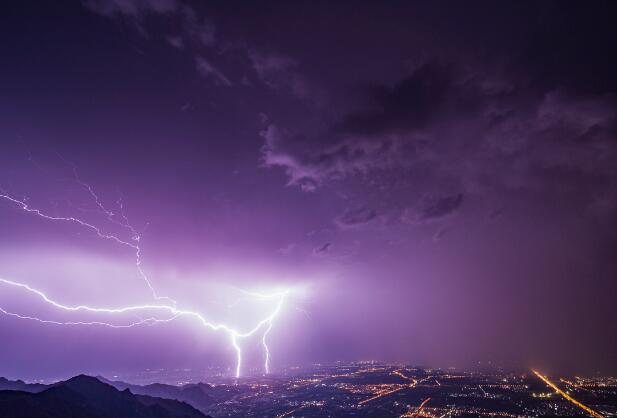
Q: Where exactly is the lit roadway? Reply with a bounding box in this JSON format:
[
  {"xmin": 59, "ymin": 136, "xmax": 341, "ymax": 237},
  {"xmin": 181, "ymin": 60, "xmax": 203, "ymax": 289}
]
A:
[
  {"xmin": 358, "ymin": 369, "xmax": 426, "ymax": 406},
  {"xmin": 532, "ymin": 369, "xmax": 604, "ymax": 418},
  {"xmin": 401, "ymin": 397, "xmax": 433, "ymax": 418},
  {"xmin": 276, "ymin": 406, "xmax": 305, "ymax": 418}
]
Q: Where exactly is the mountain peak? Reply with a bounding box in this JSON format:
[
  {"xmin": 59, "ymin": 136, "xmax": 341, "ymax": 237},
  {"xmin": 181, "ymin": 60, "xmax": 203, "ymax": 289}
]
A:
[{"xmin": 0, "ymin": 374, "xmax": 210, "ymax": 418}]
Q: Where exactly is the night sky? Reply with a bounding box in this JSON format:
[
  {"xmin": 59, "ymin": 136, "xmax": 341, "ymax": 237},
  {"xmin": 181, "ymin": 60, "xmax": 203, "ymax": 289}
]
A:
[{"xmin": 1, "ymin": 0, "xmax": 616, "ymax": 380}]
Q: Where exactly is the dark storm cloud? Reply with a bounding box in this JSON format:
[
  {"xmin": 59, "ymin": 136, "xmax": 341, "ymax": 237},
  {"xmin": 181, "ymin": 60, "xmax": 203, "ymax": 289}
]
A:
[
  {"xmin": 337, "ymin": 61, "xmax": 479, "ymax": 136},
  {"xmin": 82, "ymin": 0, "xmax": 617, "ymax": 220},
  {"xmin": 260, "ymin": 124, "xmax": 405, "ymax": 191},
  {"xmin": 78, "ymin": 0, "xmax": 617, "ymax": 233},
  {"xmin": 260, "ymin": 60, "xmax": 490, "ymax": 189},
  {"xmin": 335, "ymin": 207, "xmax": 377, "ymax": 229},
  {"xmin": 261, "ymin": 56, "xmax": 617, "ymax": 219}
]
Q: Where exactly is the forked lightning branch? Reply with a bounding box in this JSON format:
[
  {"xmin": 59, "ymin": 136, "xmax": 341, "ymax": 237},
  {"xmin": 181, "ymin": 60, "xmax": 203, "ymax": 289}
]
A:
[{"xmin": 0, "ymin": 182, "xmax": 288, "ymax": 378}]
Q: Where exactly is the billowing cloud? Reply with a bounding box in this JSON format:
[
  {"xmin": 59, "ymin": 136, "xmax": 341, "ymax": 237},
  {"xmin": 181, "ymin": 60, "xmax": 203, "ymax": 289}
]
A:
[
  {"xmin": 260, "ymin": 124, "xmax": 404, "ymax": 191},
  {"xmin": 259, "ymin": 57, "xmax": 617, "ymax": 221},
  {"xmin": 258, "ymin": 61, "xmax": 485, "ymax": 191},
  {"xmin": 337, "ymin": 61, "xmax": 474, "ymax": 136}
]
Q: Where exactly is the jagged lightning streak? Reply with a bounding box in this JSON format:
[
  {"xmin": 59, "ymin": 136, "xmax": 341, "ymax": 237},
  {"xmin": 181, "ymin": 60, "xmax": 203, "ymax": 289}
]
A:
[
  {"xmin": 262, "ymin": 321, "xmax": 274, "ymax": 374},
  {"xmin": 234, "ymin": 288, "xmax": 287, "ymax": 375},
  {"xmin": 0, "ymin": 275, "xmax": 286, "ymax": 376},
  {"xmin": 0, "ymin": 185, "xmax": 287, "ymax": 377},
  {"xmin": 69, "ymin": 169, "xmax": 174, "ymax": 305},
  {"xmin": 0, "ymin": 191, "xmax": 169, "ymax": 304},
  {"xmin": 0, "ymin": 306, "xmax": 180, "ymax": 328}
]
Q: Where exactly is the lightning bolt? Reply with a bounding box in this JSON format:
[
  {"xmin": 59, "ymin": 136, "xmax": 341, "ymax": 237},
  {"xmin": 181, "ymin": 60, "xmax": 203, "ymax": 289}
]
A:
[
  {"xmin": 233, "ymin": 288, "xmax": 286, "ymax": 375},
  {"xmin": 0, "ymin": 181, "xmax": 287, "ymax": 378}
]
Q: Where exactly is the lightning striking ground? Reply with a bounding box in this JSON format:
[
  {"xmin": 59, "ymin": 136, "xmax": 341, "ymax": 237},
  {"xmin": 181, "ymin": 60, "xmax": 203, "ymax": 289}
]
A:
[{"xmin": 0, "ymin": 182, "xmax": 288, "ymax": 378}]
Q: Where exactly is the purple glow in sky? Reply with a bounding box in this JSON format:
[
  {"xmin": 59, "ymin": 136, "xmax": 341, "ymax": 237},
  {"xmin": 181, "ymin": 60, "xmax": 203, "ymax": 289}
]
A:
[
  {"xmin": 0, "ymin": 186, "xmax": 294, "ymax": 379},
  {"xmin": 1, "ymin": 0, "xmax": 617, "ymax": 380}
]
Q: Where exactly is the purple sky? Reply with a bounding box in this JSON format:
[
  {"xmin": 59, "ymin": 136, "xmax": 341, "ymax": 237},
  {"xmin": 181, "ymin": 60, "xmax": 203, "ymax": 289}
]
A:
[{"xmin": 1, "ymin": 0, "xmax": 617, "ymax": 380}]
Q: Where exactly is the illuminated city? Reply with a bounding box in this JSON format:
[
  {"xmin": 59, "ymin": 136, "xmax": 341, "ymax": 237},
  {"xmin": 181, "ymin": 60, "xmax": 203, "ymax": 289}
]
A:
[{"xmin": 3, "ymin": 363, "xmax": 617, "ymax": 417}]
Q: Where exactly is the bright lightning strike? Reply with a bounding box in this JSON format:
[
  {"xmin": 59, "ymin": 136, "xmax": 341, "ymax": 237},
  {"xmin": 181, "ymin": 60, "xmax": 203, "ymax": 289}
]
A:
[{"xmin": 0, "ymin": 181, "xmax": 289, "ymax": 378}]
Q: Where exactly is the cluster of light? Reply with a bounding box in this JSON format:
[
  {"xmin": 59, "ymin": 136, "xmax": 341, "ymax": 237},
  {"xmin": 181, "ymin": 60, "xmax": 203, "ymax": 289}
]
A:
[
  {"xmin": 0, "ymin": 181, "xmax": 289, "ymax": 378},
  {"xmin": 400, "ymin": 397, "xmax": 432, "ymax": 418},
  {"xmin": 357, "ymin": 370, "xmax": 422, "ymax": 406},
  {"xmin": 532, "ymin": 370, "xmax": 604, "ymax": 418}
]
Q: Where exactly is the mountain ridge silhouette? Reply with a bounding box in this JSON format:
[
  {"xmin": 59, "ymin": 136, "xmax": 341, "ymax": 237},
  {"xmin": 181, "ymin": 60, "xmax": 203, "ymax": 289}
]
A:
[{"xmin": 0, "ymin": 374, "xmax": 210, "ymax": 418}]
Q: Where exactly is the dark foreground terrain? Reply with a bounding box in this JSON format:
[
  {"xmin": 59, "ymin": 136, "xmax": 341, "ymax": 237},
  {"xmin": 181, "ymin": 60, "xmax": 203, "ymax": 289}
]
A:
[
  {"xmin": 0, "ymin": 375, "xmax": 209, "ymax": 418},
  {"xmin": 2, "ymin": 364, "xmax": 617, "ymax": 417}
]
